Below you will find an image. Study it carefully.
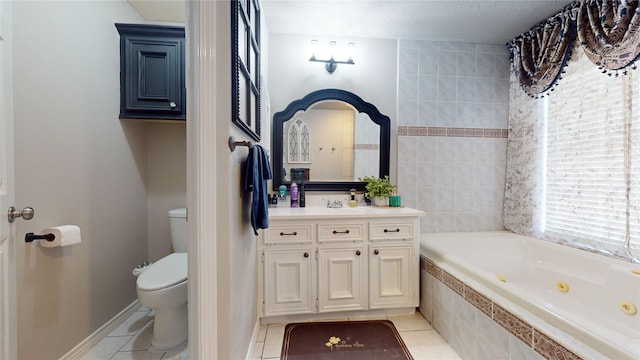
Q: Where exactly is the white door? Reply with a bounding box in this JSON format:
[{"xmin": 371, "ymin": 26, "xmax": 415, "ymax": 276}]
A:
[{"xmin": 0, "ymin": 1, "xmax": 17, "ymax": 358}]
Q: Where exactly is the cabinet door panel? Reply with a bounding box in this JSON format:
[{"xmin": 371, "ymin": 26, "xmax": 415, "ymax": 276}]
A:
[
  {"xmin": 369, "ymin": 245, "xmax": 412, "ymax": 309},
  {"xmin": 263, "ymin": 249, "xmax": 314, "ymax": 316},
  {"xmin": 127, "ymin": 39, "xmax": 182, "ymax": 112},
  {"xmin": 116, "ymin": 24, "xmax": 185, "ymax": 120},
  {"xmin": 318, "ymin": 248, "xmax": 366, "ymax": 312},
  {"xmin": 137, "ymin": 47, "xmax": 174, "ymax": 99}
]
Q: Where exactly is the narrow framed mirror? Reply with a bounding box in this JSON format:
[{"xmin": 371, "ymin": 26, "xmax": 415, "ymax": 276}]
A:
[
  {"xmin": 231, "ymin": 0, "xmax": 261, "ymax": 141},
  {"xmin": 272, "ymin": 89, "xmax": 390, "ymax": 192}
]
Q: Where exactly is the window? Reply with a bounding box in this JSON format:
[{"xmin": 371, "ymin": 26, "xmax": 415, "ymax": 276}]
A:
[
  {"xmin": 287, "ymin": 118, "xmax": 310, "ymax": 164},
  {"xmin": 545, "ymin": 47, "xmax": 640, "ymax": 255}
]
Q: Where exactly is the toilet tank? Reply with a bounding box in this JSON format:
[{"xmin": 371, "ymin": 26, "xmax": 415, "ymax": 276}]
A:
[{"xmin": 169, "ymin": 208, "xmax": 188, "ymax": 253}]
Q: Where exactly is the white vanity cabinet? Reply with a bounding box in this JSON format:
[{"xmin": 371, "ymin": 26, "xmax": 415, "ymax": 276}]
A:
[
  {"xmin": 258, "ymin": 207, "xmax": 424, "ymax": 321},
  {"xmin": 368, "ymin": 219, "xmax": 415, "ymax": 308}
]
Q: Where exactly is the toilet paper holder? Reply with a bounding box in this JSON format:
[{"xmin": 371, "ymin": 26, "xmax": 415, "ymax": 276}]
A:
[{"xmin": 24, "ymin": 232, "xmax": 55, "ymax": 243}]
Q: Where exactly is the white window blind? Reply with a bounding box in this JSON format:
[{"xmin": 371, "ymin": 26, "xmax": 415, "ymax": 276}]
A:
[
  {"xmin": 630, "ymin": 65, "xmax": 640, "ymax": 255},
  {"xmin": 546, "ymin": 46, "xmax": 640, "ymax": 255}
]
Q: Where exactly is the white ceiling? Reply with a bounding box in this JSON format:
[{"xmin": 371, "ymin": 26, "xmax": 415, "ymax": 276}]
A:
[
  {"xmin": 129, "ymin": 0, "xmax": 573, "ymax": 44},
  {"xmin": 127, "ymin": 0, "xmax": 185, "ymax": 23},
  {"xmin": 261, "ymin": 1, "xmax": 573, "ymax": 44}
]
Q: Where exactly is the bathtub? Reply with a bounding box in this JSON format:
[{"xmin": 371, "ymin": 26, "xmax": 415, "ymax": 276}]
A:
[{"xmin": 420, "ymin": 231, "xmax": 640, "ymax": 360}]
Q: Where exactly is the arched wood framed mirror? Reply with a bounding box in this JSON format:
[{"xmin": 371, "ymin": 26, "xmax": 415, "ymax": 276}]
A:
[{"xmin": 272, "ymin": 89, "xmax": 390, "ymax": 192}]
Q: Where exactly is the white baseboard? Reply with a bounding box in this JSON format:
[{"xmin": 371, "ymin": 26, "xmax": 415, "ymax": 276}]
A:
[{"xmin": 59, "ymin": 300, "xmax": 142, "ymax": 360}]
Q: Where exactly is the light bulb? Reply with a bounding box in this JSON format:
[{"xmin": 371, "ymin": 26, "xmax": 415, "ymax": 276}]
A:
[
  {"xmin": 310, "ymin": 39, "xmax": 318, "ymax": 60},
  {"xmin": 347, "ymin": 42, "xmax": 355, "ymax": 60}
]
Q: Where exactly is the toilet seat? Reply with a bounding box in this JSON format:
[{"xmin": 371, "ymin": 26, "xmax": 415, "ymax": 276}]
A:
[{"xmin": 137, "ymin": 253, "xmax": 187, "ymax": 291}]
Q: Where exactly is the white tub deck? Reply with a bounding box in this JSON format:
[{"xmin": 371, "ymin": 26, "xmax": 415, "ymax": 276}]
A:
[{"xmin": 421, "ymin": 231, "xmax": 640, "ymax": 360}]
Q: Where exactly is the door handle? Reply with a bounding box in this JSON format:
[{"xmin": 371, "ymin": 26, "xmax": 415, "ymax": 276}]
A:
[{"xmin": 8, "ymin": 206, "xmax": 35, "ymax": 223}]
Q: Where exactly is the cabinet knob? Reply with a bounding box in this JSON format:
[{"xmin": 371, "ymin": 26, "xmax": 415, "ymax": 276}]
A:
[
  {"xmin": 355, "ymin": 250, "xmax": 361, "ymax": 256},
  {"xmin": 303, "ymin": 252, "xmax": 309, "ymax": 258},
  {"xmin": 373, "ymin": 249, "xmax": 379, "ymax": 255},
  {"xmin": 169, "ymin": 101, "xmax": 177, "ymax": 109}
]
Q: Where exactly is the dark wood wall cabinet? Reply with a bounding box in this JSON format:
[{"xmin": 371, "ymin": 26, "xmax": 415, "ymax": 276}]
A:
[{"xmin": 116, "ymin": 23, "xmax": 186, "ymax": 120}]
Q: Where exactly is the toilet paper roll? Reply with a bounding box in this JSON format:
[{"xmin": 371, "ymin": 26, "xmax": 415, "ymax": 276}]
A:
[{"xmin": 39, "ymin": 225, "xmax": 82, "ymax": 248}]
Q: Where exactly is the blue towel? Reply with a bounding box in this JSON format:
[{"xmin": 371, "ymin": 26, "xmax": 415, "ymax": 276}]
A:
[{"xmin": 244, "ymin": 144, "xmax": 273, "ymax": 235}]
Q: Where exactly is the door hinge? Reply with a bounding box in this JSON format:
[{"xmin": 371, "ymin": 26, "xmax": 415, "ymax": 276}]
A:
[
  {"xmin": 315, "ymin": 298, "xmax": 319, "ymax": 311},
  {"xmin": 261, "ymin": 252, "xmax": 264, "ymax": 263},
  {"xmin": 315, "ymin": 250, "xmax": 318, "ymax": 260}
]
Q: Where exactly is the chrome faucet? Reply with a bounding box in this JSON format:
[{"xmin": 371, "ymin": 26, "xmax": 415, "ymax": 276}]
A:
[{"xmin": 326, "ymin": 199, "xmax": 343, "ymax": 208}]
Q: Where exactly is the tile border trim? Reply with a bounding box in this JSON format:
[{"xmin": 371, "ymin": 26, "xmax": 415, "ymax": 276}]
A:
[
  {"xmin": 354, "ymin": 143, "xmax": 380, "ymax": 150},
  {"xmin": 421, "ymin": 256, "xmax": 584, "ymax": 360},
  {"xmin": 398, "ymin": 126, "xmax": 508, "ymax": 138}
]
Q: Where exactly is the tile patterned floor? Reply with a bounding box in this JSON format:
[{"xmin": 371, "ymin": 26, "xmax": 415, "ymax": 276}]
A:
[
  {"xmin": 81, "ymin": 309, "xmax": 458, "ymax": 360},
  {"xmin": 250, "ymin": 312, "xmax": 461, "ymax": 360},
  {"xmin": 79, "ymin": 306, "xmax": 188, "ymax": 360}
]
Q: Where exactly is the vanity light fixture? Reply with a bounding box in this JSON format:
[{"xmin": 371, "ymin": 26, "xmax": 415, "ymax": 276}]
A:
[{"xmin": 309, "ymin": 40, "xmax": 355, "ymax": 74}]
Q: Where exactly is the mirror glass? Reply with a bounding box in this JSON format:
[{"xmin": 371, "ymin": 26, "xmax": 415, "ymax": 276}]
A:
[
  {"xmin": 272, "ymin": 89, "xmax": 390, "ymax": 192},
  {"xmin": 282, "ymin": 101, "xmax": 380, "ymax": 182}
]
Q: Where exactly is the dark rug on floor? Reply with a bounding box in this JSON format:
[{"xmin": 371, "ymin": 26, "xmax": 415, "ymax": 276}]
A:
[{"xmin": 280, "ymin": 320, "xmax": 414, "ymax": 360}]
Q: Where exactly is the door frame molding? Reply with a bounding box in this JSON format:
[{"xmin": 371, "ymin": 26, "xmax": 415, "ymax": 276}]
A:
[
  {"xmin": 0, "ymin": 1, "xmax": 17, "ymax": 358},
  {"xmin": 187, "ymin": 2, "xmax": 219, "ymax": 358}
]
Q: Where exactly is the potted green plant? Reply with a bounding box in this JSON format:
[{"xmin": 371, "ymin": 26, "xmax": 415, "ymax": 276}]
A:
[{"xmin": 360, "ymin": 175, "xmax": 395, "ymax": 207}]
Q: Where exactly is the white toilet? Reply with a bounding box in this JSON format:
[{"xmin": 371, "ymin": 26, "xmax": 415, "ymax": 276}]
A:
[{"xmin": 136, "ymin": 208, "xmax": 188, "ymax": 352}]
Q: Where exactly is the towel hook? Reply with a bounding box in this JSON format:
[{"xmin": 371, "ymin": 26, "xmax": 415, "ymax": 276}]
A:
[{"xmin": 228, "ymin": 136, "xmax": 253, "ymax": 152}]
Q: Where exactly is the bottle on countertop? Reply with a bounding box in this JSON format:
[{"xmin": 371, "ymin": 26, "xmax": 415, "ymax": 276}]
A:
[
  {"xmin": 290, "ymin": 181, "xmax": 298, "ymax": 208},
  {"xmin": 278, "ymin": 185, "xmax": 287, "ymax": 200},
  {"xmin": 299, "ymin": 182, "xmax": 306, "ymax": 207},
  {"xmin": 278, "ymin": 185, "xmax": 288, "ymax": 208},
  {"xmin": 349, "ymin": 188, "xmax": 357, "ymax": 207}
]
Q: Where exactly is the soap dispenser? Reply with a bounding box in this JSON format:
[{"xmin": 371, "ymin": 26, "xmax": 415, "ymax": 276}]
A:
[{"xmin": 349, "ymin": 188, "xmax": 357, "ymax": 207}]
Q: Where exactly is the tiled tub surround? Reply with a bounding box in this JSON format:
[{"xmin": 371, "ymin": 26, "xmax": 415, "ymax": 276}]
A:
[
  {"xmin": 397, "ymin": 132, "xmax": 507, "ymax": 233},
  {"xmin": 396, "ymin": 40, "xmax": 509, "ymax": 233},
  {"xmin": 419, "ymin": 231, "xmax": 640, "ymax": 360}
]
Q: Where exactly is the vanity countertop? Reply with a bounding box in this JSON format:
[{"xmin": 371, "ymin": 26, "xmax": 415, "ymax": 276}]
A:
[{"xmin": 268, "ymin": 206, "xmax": 424, "ymax": 220}]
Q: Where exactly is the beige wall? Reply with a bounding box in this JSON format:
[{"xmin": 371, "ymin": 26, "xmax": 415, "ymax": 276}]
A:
[
  {"xmin": 12, "ymin": 1, "xmax": 186, "ymax": 359},
  {"xmin": 147, "ymin": 123, "xmax": 187, "ymax": 262}
]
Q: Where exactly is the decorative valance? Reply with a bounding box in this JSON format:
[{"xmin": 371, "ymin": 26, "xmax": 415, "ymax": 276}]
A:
[
  {"xmin": 509, "ymin": 0, "xmax": 640, "ymax": 96},
  {"xmin": 577, "ymin": 0, "xmax": 640, "ymax": 71},
  {"xmin": 508, "ymin": 10, "xmax": 575, "ymax": 97}
]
